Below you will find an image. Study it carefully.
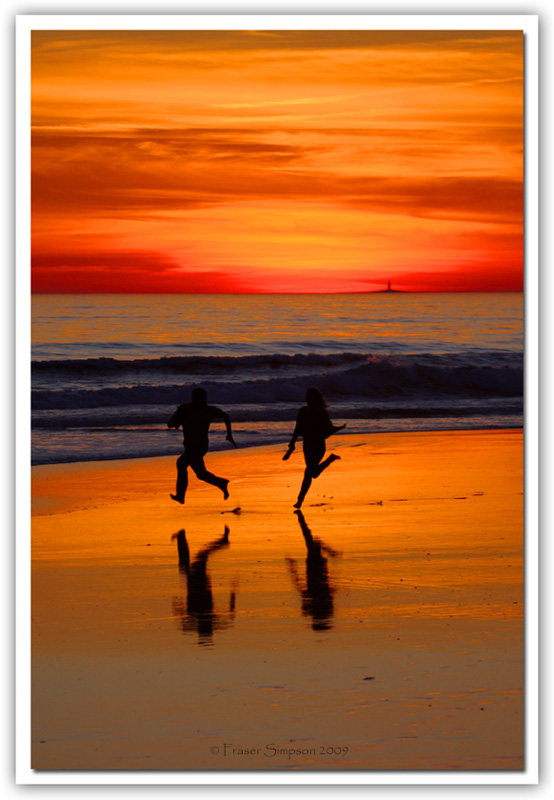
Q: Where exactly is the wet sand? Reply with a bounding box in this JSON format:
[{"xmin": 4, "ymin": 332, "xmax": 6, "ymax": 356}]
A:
[{"xmin": 31, "ymin": 430, "xmax": 524, "ymax": 772}]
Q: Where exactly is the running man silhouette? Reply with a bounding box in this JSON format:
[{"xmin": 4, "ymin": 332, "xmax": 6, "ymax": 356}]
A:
[
  {"xmin": 167, "ymin": 387, "xmax": 236, "ymax": 504},
  {"xmin": 283, "ymin": 387, "xmax": 345, "ymax": 508}
]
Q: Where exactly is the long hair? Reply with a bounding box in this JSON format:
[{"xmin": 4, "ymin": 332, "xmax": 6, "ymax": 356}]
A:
[{"xmin": 305, "ymin": 387, "xmax": 326, "ymax": 409}]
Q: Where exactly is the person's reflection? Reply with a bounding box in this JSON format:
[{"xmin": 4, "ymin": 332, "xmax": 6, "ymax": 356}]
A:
[
  {"xmin": 286, "ymin": 510, "xmax": 341, "ymax": 631},
  {"xmin": 172, "ymin": 526, "xmax": 236, "ymax": 646}
]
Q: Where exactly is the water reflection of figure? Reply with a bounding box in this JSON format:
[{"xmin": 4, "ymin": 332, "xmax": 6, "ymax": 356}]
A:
[
  {"xmin": 286, "ymin": 510, "xmax": 341, "ymax": 631},
  {"xmin": 167, "ymin": 387, "xmax": 237, "ymax": 505},
  {"xmin": 283, "ymin": 387, "xmax": 345, "ymax": 509},
  {"xmin": 172, "ymin": 526, "xmax": 237, "ymax": 646}
]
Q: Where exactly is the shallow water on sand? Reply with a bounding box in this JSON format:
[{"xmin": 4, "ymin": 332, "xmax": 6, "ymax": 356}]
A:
[{"xmin": 31, "ymin": 293, "xmax": 523, "ymax": 464}]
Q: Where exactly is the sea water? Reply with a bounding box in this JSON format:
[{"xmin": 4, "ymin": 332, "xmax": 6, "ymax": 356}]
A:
[{"xmin": 31, "ymin": 293, "xmax": 523, "ymax": 465}]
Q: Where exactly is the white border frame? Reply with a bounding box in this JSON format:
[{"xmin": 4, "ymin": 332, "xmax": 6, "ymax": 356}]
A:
[{"xmin": 15, "ymin": 12, "xmax": 539, "ymax": 787}]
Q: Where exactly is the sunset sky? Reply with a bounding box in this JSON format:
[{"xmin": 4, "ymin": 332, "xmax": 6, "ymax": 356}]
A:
[{"xmin": 31, "ymin": 29, "xmax": 524, "ymax": 293}]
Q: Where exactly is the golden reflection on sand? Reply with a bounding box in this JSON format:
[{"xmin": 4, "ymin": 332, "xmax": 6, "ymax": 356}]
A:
[{"xmin": 31, "ymin": 430, "xmax": 523, "ymax": 771}]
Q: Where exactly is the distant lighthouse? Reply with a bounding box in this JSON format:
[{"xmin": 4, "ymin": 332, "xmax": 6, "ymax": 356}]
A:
[{"xmin": 372, "ymin": 280, "xmax": 405, "ymax": 294}]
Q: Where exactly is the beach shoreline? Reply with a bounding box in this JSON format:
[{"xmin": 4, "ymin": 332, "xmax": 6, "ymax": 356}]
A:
[
  {"xmin": 31, "ymin": 428, "xmax": 524, "ymax": 771},
  {"xmin": 31, "ymin": 427, "xmax": 522, "ymax": 512}
]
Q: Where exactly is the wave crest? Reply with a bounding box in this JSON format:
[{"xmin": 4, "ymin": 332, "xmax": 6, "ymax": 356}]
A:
[{"xmin": 32, "ymin": 351, "xmax": 522, "ymax": 411}]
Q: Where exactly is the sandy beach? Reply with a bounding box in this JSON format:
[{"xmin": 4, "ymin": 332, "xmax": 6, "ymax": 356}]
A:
[{"xmin": 31, "ymin": 429, "xmax": 524, "ymax": 772}]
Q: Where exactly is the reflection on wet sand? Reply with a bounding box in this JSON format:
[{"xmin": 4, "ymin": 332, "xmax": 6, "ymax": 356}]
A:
[
  {"xmin": 171, "ymin": 526, "xmax": 237, "ymax": 646},
  {"xmin": 286, "ymin": 509, "xmax": 342, "ymax": 631},
  {"xmin": 31, "ymin": 431, "xmax": 524, "ymax": 770}
]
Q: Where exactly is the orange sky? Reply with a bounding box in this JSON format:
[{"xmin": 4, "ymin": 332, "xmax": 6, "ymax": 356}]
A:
[{"xmin": 31, "ymin": 29, "xmax": 523, "ymax": 293}]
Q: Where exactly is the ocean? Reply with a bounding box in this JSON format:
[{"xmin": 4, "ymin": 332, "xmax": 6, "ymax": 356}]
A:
[{"xmin": 31, "ymin": 293, "xmax": 523, "ymax": 465}]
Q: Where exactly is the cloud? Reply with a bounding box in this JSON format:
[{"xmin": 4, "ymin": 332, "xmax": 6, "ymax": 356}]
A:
[
  {"xmin": 213, "ymin": 93, "xmax": 367, "ymax": 109},
  {"xmin": 359, "ymin": 259, "xmax": 523, "ymax": 292},
  {"xmin": 31, "ymin": 127, "xmax": 329, "ymax": 216},
  {"xmin": 31, "ymin": 125, "xmax": 522, "ymax": 224},
  {"xmin": 343, "ymin": 176, "xmax": 522, "ymax": 224},
  {"xmin": 30, "ymin": 29, "xmax": 524, "ymax": 293},
  {"xmin": 31, "ymin": 29, "xmax": 521, "ymax": 58},
  {"xmin": 31, "ymin": 251, "xmax": 256, "ymax": 293}
]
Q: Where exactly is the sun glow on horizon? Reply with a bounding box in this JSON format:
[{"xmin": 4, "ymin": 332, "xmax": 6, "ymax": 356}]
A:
[{"xmin": 31, "ymin": 29, "xmax": 523, "ymax": 293}]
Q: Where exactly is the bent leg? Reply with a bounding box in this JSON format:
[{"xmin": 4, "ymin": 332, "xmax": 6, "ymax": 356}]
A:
[
  {"xmin": 295, "ymin": 444, "xmax": 323, "ymax": 508},
  {"xmin": 305, "ymin": 440, "xmax": 341, "ymax": 479},
  {"xmin": 312, "ymin": 453, "xmax": 340, "ymax": 478},
  {"xmin": 295, "ymin": 442, "xmax": 340, "ymax": 507},
  {"xmin": 190, "ymin": 456, "xmax": 229, "ymax": 499}
]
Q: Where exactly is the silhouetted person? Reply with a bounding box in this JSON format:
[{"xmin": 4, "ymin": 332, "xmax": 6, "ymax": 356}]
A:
[
  {"xmin": 286, "ymin": 510, "xmax": 341, "ymax": 631},
  {"xmin": 172, "ymin": 526, "xmax": 237, "ymax": 645},
  {"xmin": 167, "ymin": 387, "xmax": 236, "ymax": 504},
  {"xmin": 283, "ymin": 387, "xmax": 344, "ymax": 508}
]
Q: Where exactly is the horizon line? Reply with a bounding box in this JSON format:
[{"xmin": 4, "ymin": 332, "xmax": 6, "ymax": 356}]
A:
[{"xmin": 30, "ymin": 289, "xmax": 524, "ymax": 296}]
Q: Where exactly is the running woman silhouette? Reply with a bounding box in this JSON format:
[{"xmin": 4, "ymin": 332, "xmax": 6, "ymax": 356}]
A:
[{"xmin": 283, "ymin": 387, "xmax": 344, "ymax": 508}]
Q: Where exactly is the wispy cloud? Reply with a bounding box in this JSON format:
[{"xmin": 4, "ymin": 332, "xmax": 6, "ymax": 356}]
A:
[
  {"xmin": 31, "ymin": 28, "xmax": 523, "ymax": 292},
  {"xmin": 213, "ymin": 93, "xmax": 367, "ymax": 109}
]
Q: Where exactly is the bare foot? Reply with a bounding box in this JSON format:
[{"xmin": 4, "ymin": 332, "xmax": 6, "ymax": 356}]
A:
[
  {"xmin": 170, "ymin": 494, "xmax": 184, "ymax": 505},
  {"xmin": 293, "ymin": 499, "xmax": 303, "ymax": 509},
  {"xmin": 222, "ymin": 480, "xmax": 230, "ymax": 500}
]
